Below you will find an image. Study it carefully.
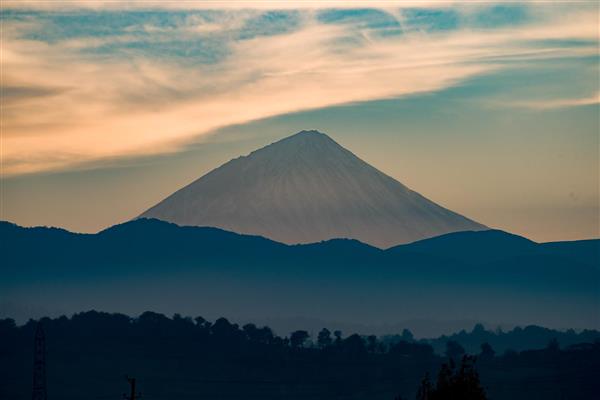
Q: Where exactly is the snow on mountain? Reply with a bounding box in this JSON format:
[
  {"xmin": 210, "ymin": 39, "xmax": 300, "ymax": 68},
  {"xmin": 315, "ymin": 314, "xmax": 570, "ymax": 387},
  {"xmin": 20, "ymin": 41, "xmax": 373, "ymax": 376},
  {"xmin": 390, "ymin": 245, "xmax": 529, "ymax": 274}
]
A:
[{"xmin": 140, "ymin": 130, "xmax": 487, "ymax": 247}]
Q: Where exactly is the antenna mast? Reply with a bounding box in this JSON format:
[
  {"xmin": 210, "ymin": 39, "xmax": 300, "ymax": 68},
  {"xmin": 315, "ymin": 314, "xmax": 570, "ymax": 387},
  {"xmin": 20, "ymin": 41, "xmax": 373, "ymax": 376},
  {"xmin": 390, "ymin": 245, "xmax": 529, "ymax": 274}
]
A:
[{"xmin": 32, "ymin": 322, "xmax": 47, "ymax": 400}]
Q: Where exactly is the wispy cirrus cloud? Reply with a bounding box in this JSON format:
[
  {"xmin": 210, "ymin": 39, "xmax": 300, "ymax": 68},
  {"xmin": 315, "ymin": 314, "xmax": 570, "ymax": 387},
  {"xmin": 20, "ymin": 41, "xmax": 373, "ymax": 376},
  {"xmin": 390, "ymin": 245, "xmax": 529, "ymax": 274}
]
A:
[
  {"xmin": 1, "ymin": 3, "xmax": 598, "ymax": 175},
  {"xmin": 0, "ymin": 1, "xmax": 466, "ymax": 11},
  {"xmin": 510, "ymin": 92, "xmax": 600, "ymax": 110}
]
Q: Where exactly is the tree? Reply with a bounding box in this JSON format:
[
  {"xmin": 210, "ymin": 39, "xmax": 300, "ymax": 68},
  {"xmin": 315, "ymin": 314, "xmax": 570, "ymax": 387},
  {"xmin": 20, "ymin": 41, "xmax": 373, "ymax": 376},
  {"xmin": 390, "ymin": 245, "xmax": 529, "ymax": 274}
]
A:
[
  {"xmin": 367, "ymin": 335, "xmax": 378, "ymax": 353},
  {"xmin": 194, "ymin": 316, "xmax": 211, "ymax": 330},
  {"xmin": 242, "ymin": 324, "xmax": 274, "ymax": 345},
  {"xmin": 435, "ymin": 361, "xmax": 454, "ymax": 395},
  {"xmin": 243, "ymin": 323, "xmax": 260, "ymax": 342},
  {"xmin": 480, "ymin": 343, "xmax": 495, "ymax": 361},
  {"xmin": 472, "ymin": 324, "xmax": 486, "ymax": 335},
  {"xmin": 401, "ymin": 329, "xmax": 414, "ymax": 342},
  {"xmin": 334, "ymin": 330, "xmax": 343, "ymax": 346},
  {"xmin": 342, "ymin": 334, "xmax": 367, "ymax": 357},
  {"xmin": 211, "ymin": 317, "xmax": 241, "ymax": 344},
  {"xmin": 172, "ymin": 313, "xmax": 193, "ymax": 329},
  {"xmin": 445, "ymin": 340, "xmax": 465, "ymax": 361},
  {"xmin": 454, "ymin": 356, "xmax": 487, "ymax": 399},
  {"xmin": 290, "ymin": 330, "xmax": 309, "ymax": 348},
  {"xmin": 317, "ymin": 328, "xmax": 332, "ymax": 348},
  {"xmin": 417, "ymin": 356, "xmax": 487, "ymax": 400},
  {"xmin": 257, "ymin": 326, "xmax": 275, "ymax": 344},
  {"xmin": 416, "ymin": 373, "xmax": 433, "ymax": 400}
]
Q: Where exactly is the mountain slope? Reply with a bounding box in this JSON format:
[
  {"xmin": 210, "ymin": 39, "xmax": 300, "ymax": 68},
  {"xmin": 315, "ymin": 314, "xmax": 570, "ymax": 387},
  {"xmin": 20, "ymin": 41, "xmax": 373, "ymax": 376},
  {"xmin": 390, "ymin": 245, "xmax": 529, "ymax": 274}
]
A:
[
  {"xmin": 388, "ymin": 230, "xmax": 538, "ymax": 264},
  {"xmin": 1, "ymin": 219, "xmax": 598, "ymax": 331},
  {"xmin": 140, "ymin": 130, "xmax": 486, "ymax": 247}
]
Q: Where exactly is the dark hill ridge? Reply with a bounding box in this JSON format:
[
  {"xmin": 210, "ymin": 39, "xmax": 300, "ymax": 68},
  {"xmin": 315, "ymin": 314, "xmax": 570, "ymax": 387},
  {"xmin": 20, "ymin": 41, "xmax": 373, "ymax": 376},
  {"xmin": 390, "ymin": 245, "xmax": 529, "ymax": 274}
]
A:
[
  {"xmin": 2, "ymin": 219, "xmax": 597, "ymax": 270},
  {"xmin": 387, "ymin": 230, "xmax": 538, "ymax": 265},
  {"xmin": 1, "ymin": 219, "xmax": 597, "ymax": 275},
  {"xmin": 1, "ymin": 218, "xmax": 598, "ymax": 333},
  {"xmin": 140, "ymin": 130, "xmax": 487, "ymax": 248}
]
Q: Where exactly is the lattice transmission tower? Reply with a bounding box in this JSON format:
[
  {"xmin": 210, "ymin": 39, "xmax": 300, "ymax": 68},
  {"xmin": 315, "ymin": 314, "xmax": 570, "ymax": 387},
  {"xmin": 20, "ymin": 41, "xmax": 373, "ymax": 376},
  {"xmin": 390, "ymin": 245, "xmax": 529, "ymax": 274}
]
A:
[{"xmin": 32, "ymin": 322, "xmax": 47, "ymax": 400}]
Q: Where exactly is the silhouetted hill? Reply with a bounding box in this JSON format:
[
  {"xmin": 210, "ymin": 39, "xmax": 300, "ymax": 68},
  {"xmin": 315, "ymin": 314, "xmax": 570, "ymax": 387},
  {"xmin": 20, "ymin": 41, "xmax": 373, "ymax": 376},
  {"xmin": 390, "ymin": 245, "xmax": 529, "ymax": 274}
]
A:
[
  {"xmin": 388, "ymin": 230, "xmax": 536, "ymax": 264},
  {"xmin": 1, "ymin": 219, "xmax": 598, "ymax": 333},
  {"xmin": 540, "ymin": 239, "xmax": 600, "ymax": 265}
]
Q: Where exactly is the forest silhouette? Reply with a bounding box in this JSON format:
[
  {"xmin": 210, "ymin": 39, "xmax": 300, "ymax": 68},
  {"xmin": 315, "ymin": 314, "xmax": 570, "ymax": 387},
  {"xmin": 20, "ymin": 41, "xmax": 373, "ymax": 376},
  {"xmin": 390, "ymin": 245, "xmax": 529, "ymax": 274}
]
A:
[{"xmin": 1, "ymin": 311, "xmax": 599, "ymax": 399}]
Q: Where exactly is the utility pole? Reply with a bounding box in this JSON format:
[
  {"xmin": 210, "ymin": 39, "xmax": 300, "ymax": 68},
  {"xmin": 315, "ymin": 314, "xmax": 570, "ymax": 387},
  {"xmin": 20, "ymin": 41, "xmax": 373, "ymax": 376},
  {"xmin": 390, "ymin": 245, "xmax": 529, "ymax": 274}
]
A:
[
  {"xmin": 32, "ymin": 322, "xmax": 47, "ymax": 400},
  {"xmin": 123, "ymin": 376, "xmax": 142, "ymax": 400}
]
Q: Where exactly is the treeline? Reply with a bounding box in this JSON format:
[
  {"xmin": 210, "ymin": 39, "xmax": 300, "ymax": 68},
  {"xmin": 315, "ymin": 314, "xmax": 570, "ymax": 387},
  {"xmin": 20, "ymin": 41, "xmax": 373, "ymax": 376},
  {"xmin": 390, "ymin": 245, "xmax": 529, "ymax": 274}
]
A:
[
  {"xmin": 2, "ymin": 311, "xmax": 598, "ymax": 355},
  {"xmin": 0, "ymin": 311, "xmax": 437, "ymax": 360},
  {"xmin": 414, "ymin": 323, "xmax": 600, "ymax": 354},
  {"xmin": 1, "ymin": 311, "xmax": 599, "ymax": 400}
]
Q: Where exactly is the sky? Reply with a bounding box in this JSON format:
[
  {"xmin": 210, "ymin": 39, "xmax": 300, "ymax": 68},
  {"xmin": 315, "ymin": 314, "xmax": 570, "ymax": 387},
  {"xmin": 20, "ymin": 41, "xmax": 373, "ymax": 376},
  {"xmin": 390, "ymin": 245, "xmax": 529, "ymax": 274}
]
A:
[{"xmin": 1, "ymin": 1, "xmax": 598, "ymax": 242}]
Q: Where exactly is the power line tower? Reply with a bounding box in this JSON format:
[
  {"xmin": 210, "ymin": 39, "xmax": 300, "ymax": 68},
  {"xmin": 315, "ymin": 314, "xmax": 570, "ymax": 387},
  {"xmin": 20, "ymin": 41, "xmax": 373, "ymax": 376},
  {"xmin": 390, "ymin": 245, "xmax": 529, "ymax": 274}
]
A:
[
  {"xmin": 123, "ymin": 376, "xmax": 142, "ymax": 400},
  {"xmin": 32, "ymin": 322, "xmax": 47, "ymax": 400}
]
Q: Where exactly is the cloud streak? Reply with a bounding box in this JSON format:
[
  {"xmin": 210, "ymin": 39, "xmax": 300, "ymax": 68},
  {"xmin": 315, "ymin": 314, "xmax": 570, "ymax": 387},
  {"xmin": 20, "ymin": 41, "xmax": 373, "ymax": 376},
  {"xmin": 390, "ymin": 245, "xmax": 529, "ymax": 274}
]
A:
[
  {"xmin": 512, "ymin": 92, "xmax": 600, "ymax": 110},
  {"xmin": 1, "ymin": 4, "xmax": 598, "ymax": 175},
  {"xmin": 0, "ymin": 1, "xmax": 467, "ymax": 11}
]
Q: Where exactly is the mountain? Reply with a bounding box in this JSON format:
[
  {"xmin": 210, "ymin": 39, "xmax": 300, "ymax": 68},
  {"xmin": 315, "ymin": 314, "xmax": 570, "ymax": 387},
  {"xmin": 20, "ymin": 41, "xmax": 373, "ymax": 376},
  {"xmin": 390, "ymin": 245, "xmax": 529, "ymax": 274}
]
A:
[
  {"xmin": 140, "ymin": 130, "xmax": 487, "ymax": 248},
  {"xmin": 1, "ymin": 219, "xmax": 598, "ymax": 333}
]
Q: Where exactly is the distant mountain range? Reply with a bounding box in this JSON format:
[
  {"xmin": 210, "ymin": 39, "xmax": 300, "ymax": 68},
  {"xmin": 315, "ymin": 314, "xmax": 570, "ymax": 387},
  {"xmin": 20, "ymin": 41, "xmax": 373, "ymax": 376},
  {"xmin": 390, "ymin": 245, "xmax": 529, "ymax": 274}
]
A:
[
  {"xmin": 140, "ymin": 130, "xmax": 486, "ymax": 248},
  {"xmin": 2, "ymin": 130, "xmax": 598, "ymax": 334},
  {"xmin": 1, "ymin": 219, "xmax": 598, "ymax": 334}
]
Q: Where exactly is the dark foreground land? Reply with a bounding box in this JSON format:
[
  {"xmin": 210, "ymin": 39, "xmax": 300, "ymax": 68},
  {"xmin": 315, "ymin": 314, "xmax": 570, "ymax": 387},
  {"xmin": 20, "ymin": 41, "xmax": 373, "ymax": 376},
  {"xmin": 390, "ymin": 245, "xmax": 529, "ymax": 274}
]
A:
[{"xmin": 1, "ymin": 312, "xmax": 599, "ymax": 400}]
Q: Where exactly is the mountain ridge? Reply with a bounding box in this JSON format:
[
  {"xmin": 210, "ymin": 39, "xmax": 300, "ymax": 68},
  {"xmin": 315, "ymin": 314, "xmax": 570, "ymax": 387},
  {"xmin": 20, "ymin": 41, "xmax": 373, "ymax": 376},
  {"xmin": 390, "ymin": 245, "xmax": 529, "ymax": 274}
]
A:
[
  {"xmin": 3, "ymin": 218, "xmax": 598, "ymax": 248},
  {"xmin": 1, "ymin": 218, "xmax": 598, "ymax": 331}
]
